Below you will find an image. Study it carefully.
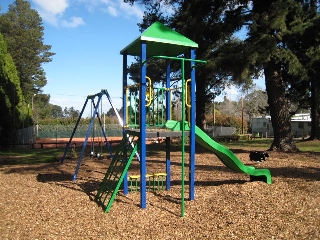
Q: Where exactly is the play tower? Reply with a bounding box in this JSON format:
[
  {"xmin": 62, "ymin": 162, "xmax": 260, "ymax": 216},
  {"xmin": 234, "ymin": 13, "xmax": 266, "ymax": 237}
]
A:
[
  {"xmin": 93, "ymin": 21, "xmax": 206, "ymax": 216},
  {"xmin": 119, "ymin": 21, "xmax": 205, "ymax": 216},
  {"xmin": 93, "ymin": 22, "xmax": 271, "ymax": 216}
]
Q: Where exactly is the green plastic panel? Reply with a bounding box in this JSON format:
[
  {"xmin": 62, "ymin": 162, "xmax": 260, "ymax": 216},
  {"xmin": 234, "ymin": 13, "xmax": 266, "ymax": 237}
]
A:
[{"xmin": 120, "ymin": 21, "xmax": 198, "ymax": 57}]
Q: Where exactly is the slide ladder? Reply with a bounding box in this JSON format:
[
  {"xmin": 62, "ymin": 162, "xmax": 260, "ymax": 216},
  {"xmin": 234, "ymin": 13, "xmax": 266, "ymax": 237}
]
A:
[{"xmin": 95, "ymin": 133, "xmax": 139, "ymax": 212}]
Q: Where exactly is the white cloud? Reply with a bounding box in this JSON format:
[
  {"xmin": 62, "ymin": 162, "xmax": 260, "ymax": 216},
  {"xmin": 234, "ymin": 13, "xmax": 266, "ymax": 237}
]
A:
[
  {"xmin": 36, "ymin": 10, "xmax": 60, "ymax": 27},
  {"xmin": 77, "ymin": 0, "xmax": 143, "ymax": 19},
  {"xmin": 107, "ymin": 6, "xmax": 118, "ymax": 17},
  {"xmin": 32, "ymin": 0, "xmax": 85, "ymax": 28},
  {"xmin": 33, "ymin": 0, "xmax": 69, "ymax": 15},
  {"xmin": 61, "ymin": 17, "xmax": 85, "ymax": 28},
  {"xmin": 117, "ymin": 0, "xmax": 143, "ymax": 19},
  {"xmin": 32, "ymin": 0, "xmax": 143, "ymax": 28}
]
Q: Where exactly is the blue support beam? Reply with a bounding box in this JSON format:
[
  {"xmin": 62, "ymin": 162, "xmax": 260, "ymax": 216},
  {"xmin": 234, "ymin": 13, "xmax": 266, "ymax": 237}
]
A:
[
  {"xmin": 189, "ymin": 48, "xmax": 196, "ymax": 200},
  {"xmin": 73, "ymin": 95, "xmax": 102, "ymax": 181},
  {"xmin": 140, "ymin": 42, "xmax": 147, "ymax": 209},
  {"xmin": 165, "ymin": 60, "xmax": 171, "ymax": 190},
  {"xmin": 61, "ymin": 97, "xmax": 89, "ymax": 163},
  {"xmin": 122, "ymin": 53, "xmax": 129, "ymax": 195}
]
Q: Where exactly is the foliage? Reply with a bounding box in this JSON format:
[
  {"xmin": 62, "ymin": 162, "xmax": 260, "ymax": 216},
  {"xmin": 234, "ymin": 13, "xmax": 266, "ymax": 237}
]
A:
[
  {"xmin": 38, "ymin": 114, "xmax": 119, "ymax": 126},
  {"xmin": 128, "ymin": 0, "xmax": 320, "ymax": 150},
  {"xmin": 63, "ymin": 107, "xmax": 80, "ymax": 120},
  {"xmin": 243, "ymin": 89, "xmax": 269, "ymax": 118},
  {"xmin": 241, "ymin": 0, "xmax": 318, "ymax": 150},
  {"xmin": 205, "ymin": 110, "xmax": 247, "ymax": 133},
  {"xmin": 51, "ymin": 105, "xmax": 63, "ymax": 118},
  {"xmin": 284, "ymin": 1, "xmax": 320, "ymax": 139},
  {"xmin": 0, "ymin": 0, "xmax": 55, "ymax": 112},
  {"xmin": 127, "ymin": 0, "xmax": 251, "ymax": 129},
  {"xmin": 205, "ymin": 89, "xmax": 266, "ymax": 134},
  {"xmin": 0, "ymin": 33, "xmax": 32, "ymax": 145}
]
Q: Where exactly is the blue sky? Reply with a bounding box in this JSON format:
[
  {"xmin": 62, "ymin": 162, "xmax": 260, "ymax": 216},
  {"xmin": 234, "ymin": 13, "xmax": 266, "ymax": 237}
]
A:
[{"xmin": 1, "ymin": 0, "xmax": 264, "ymax": 118}]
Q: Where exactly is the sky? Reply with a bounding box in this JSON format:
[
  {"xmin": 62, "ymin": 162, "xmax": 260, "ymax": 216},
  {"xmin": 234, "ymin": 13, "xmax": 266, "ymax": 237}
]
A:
[{"xmin": 1, "ymin": 0, "xmax": 264, "ymax": 118}]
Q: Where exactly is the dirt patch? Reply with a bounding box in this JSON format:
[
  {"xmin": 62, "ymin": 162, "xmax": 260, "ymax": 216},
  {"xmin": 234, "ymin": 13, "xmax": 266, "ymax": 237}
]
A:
[{"xmin": 0, "ymin": 144, "xmax": 319, "ymax": 239}]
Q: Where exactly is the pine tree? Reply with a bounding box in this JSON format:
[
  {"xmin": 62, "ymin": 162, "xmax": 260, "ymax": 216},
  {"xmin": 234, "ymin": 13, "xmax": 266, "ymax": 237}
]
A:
[
  {"xmin": 0, "ymin": 0, "xmax": 55, "ymax": 102},
  {"xmin": 0, "ymin": 33, "xmax": 30, "ymax": 145},
  {"xmin": 286, "ymin": 0, "xmax": 320, "ymax": 140}
]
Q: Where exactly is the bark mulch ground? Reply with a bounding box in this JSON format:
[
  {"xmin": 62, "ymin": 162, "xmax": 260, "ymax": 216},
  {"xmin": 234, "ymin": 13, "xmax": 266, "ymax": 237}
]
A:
[{"xmin": 0, "ymin": 142, "xmax": 319, "ymax": 239}]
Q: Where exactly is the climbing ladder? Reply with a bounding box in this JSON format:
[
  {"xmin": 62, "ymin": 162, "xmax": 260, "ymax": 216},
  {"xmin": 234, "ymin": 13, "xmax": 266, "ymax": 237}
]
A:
[{"xmin": 95, "ymin": 133, "xmax": 139, "ymax": 212}]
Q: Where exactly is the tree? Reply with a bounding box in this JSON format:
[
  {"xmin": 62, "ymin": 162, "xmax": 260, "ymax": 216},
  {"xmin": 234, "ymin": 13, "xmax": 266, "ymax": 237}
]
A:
[
  {"xmin": 51, "ymin": 105, "xmax": 63, "ymax": 119},
  {"xmin": 244, "ymin": 0, "xmax": 317, "ymax": 151},
  {"xmin": 211, "ymin": 0, "xmax": 306, "ymax": 151},
  {"xmin": 0, "ymin": 0, "xmax": 55, "ymax": 105},
  {"xmin": 127, "ymin": 0, "xmax": 250, "ymax": 129},
  {"xmin": 0, "ymin": 33, "xmax": 31, "ymax": 145},
  {"xmin": 127, "ymin": 0, "xmax": 318, "ymax": 151},
  {"xmin": 244, "ymin": 89, "xmax": 269, "ymax": 118},
  {"xmin": 285, "ymin": 1, "xmax": 320, "ymax": 140},
  {"xmin": 106, "ymin": 107, "xmax": 117, "ymax": 117},
  {"xmin": 63, "ymin": 107, "xmax": 80, "ymax": 120}
]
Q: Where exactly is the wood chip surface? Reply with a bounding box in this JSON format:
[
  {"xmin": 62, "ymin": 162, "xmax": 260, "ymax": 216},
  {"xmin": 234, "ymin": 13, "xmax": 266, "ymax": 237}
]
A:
[{"xmin": 0, "ymin": 144, "xmax": 319, "ymax": 239}]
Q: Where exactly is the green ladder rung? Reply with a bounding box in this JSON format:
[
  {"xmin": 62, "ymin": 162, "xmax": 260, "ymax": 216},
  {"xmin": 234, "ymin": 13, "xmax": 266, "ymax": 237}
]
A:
[
  {"xmin": 104, "ymin": 143, "xmax": 138, "ymax": 212},
  {"xmin": 95, "ymin": 137, "xmax": 128, "ymax": 202},
  {"xmin": 95, "ymin": 135, "xmax": 138, "ymax": 212}
]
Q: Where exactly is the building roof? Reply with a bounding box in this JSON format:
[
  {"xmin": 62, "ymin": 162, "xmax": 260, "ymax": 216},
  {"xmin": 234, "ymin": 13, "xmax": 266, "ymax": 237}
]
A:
[
  {"xmin": 252, "ymin": 114, "xmax": 311, "ymax": 122},
  {"xmin": 291, "ymin": 113, "xmax": 311, "ymax": 122},
  {"xmin": 120, "ymin": 21, "xmax": 198, "ymax": 58}
]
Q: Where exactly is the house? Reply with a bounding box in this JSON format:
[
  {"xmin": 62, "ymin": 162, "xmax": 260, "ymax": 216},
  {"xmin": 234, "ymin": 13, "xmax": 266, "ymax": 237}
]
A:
[{"xmin": 251, "ymin": 113, "xmax": 311, "ymax": 138}]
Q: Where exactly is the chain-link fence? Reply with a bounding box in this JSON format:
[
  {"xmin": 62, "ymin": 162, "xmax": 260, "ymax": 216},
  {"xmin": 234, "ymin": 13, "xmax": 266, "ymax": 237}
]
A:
[
  {"xmin": 37, "ymin": 124, "xmax": 123, "ymax": 138},
  {"xmin": 13, "ymin": 124, "xmax": 238, "ymax": 145},
  {"xmin": 204, "ymin": 126, "xmax": 237, "ymax": 137},
  {"xmin": 14, "ymin": 126, "xmax": 36, "ymax": 144}
]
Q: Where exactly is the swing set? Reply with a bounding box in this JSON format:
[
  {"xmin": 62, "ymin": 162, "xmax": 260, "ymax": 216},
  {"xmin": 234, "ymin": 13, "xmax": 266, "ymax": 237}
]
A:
[
  {"xmin": 60, "ymin": 89, "xmax": 121, "ymax": 181},
  {"xmin": 89, "ymin": 95, "xmax": 104, "ymax": 159}
]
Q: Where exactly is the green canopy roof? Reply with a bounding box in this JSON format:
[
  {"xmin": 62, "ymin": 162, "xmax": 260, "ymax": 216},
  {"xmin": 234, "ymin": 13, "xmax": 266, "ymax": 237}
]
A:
[{"xmin": 120, "ymin": 21, "xmax": 198, "ymax": 58}]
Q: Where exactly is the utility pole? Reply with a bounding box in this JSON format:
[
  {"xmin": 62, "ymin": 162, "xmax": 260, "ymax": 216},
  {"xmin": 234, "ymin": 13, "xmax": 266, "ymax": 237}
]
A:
[
  {"xmin": 212, "ymin": 100, "xmax": 215, "ymax": 125},
  {"xmin": 32, "ymin": 94, "xmax": 36, "ymax": 111},
  {"xmin": 241, "ymin": 96, "xmax": 244, "ymax": 134}
]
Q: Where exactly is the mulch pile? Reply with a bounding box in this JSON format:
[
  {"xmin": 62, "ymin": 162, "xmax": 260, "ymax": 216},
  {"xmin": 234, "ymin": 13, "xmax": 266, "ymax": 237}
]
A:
[{"xmin": 0, "ymin": 143, "xmax": 319, "ymax": 239}]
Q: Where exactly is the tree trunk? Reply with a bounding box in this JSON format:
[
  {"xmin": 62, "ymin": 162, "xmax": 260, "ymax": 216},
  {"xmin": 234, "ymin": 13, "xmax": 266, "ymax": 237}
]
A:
[
  {"xmin": 264, "ymin": 61, "xmax": 298, "ymax": 152},
  {"xmin": 309, "ymin": 78, "xmax": 320, "ymax": 140},
  {"xmin": 195, "ymin": 71, "xmax": 207, "ymax": 129}
]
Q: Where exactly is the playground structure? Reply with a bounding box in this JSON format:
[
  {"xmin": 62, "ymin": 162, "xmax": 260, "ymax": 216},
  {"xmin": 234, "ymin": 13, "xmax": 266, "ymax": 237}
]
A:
[{"xmin": 62, "ymin": 22, "xmax": 272, "ymax": 217}]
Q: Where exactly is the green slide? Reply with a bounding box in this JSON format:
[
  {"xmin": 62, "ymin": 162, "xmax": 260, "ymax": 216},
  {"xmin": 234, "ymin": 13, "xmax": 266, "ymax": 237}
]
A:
[{"xmin": 166, "ymin": 120, "xmax": 272, "ymax": 184}]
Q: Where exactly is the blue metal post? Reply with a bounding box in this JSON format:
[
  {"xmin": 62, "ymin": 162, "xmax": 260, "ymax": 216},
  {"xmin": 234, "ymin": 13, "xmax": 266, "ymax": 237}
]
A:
[
  {"xmin": 165, "ymin": 60, "xmax": 171, "ymax": 190},
  {"xmin": 61, "ymin": 97, "xmax": 88, "ymax": 163},
  {"xmin": 189, "ymin": 49, "xmax": 196, "ymax": 200},
  {"xmin": 181, "ymin": 59, "xmax": 186, "ymax": 217},
  {"xmin": 122, "ymin": 53, "xmax": 129, "ymax": 195},
  {"xmin": 95, "ymin": 92, "xmax": 113, "ymax": 159},
  {"xmin": 73, "ymin": 97, "xmax": 101, "ymax": 181},
  {"xmin": 140, "ymin": 42, "xmax": 147, "ymax": 209}
]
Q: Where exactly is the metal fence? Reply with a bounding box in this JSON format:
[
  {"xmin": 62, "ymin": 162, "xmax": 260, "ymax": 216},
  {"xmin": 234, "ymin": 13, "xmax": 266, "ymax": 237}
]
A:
[
  {"xmin": 14, "ymin": 126, "xmax": 36, "ymax": 144},
  {"xmin": 204, "ymin": 126, "xmax": 237, "ymax": 137},
  {"xmin": 13, "ymin": 124, "xmax": 240, "ymax": 145},
  {"xmin": 37, "ymin": 124, "xmax": 123, "ymax": 138},
  {"xmin": 12, "ymin": 124, "xmax": 122, "ymax": 144}
]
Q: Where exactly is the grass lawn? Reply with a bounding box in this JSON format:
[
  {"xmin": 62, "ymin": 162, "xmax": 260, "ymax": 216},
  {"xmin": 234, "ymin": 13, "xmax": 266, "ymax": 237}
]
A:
[
  {"xmin": 0, "ymin": 138, "xmax": 319, "ymax": 165},
  {"xmin": 0, "ymin": 148, "xmax": 63, "ymax": 165},
  {"xmin": 223, "ymin": 138, "xmax": 320, "ymax": 152}
]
